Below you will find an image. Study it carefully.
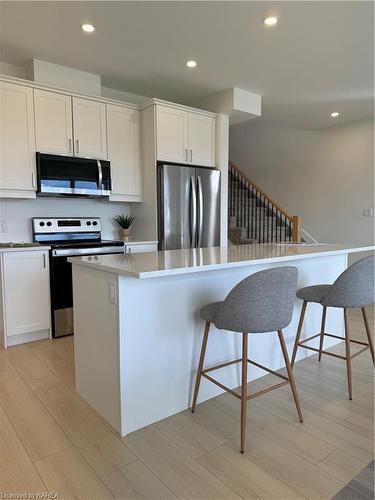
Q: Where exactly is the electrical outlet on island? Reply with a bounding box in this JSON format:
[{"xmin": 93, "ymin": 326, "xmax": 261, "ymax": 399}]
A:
[
  {"xmin": 0, "ymin": 221, "xmax": 7, "ymax": 233},
  {"xmin": 362, "ymin": 208, "xmax": 374, "ymax": 217}
]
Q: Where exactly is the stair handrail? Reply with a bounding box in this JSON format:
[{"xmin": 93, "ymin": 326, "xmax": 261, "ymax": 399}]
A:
[{"xmin": 229, "ymin": 161, "xmax": 302, "ymax": 242}]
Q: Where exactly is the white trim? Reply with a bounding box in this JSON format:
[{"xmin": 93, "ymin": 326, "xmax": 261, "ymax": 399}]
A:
[
  {"xmin": 0, "ymin": 189, "xmax": 36, "ymax": 199},
  {"xmin": 140, "ymin": 97, "xmax": 217, "ymax": 117},
  {"xmin": 5, "ymin": 329, "xmax": 50, "ymax": 348},
  {"xmin": 0, "ymin": 74, "xmax": 139, "ymax": 110},
  {"xmin": 109, "ymin": 193, "xmax": 143, "ymax": 203}
]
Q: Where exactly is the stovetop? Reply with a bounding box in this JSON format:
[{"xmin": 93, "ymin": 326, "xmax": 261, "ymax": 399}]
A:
[{"xmin": 32, "ymin": 217, "xmax": 125, "ymax": 256}]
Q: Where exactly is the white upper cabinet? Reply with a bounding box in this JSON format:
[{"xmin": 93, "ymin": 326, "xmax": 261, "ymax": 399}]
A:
[
  {"xmin": 72, "ymin": 97, "xmax": 107, "ymax": 159},
  {"xmin": 155, "ymin": 104, "xmax": 216, "ymax": 167},
  {"xmin": 2, "ymin": 250, "xmax": 50, "ymax": 338},
  {"xmin": 156, "ymin": 105, "xmax": 188, "ymax": 164},
  {"xmin": 107, "ymin": 104, "xmax": 142, "ymax": 201},
  {"xmin": 188, "ymin": 112, "xmax": 216, "ymax": 167},
  {"xmin": 34, "ymin": 89, "xmax": 73, "ymax": 155},
  {"xmin": 0, "ymin": 82, "xmax": 36, "ymax": 196},
  {"xmin": 34, "ymin": 92, "xmax": 107, "ymax": 159}
]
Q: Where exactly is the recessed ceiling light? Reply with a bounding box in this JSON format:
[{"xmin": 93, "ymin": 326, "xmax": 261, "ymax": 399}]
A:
[
  {"xmin": 264, "ymin": 16, "xmax": 278, "ymax": 26},
  {"xmin": 331, "ymin": 112, "xmax": 340, "ymax": 118},
  {"xmin": 81, "ymin": 24, "xmax": 95, "ymax": 33},
  {"xmin": 186, "ymin": 60, "xmax": 197, "ymax": 68}
]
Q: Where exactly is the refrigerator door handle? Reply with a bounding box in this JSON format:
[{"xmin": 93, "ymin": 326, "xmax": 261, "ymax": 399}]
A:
[
  {"xmin": 197, "ymin": 175, "xmax": 204, "ymax": 248},
  {"xmin": 190, "ymin": 175, "xmax": 197, "ymax": 247}
]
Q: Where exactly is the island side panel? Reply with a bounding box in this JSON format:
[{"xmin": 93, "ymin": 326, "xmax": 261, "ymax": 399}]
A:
[
  {"xmin": 119, "ymin": 253, "xmax": 347, "ymax": 435},
  {"xmin": 72, "ymin": 264, "xmax": 122, "ymax": 434}
]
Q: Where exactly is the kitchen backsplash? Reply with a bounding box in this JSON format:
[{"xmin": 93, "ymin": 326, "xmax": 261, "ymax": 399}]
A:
[{"xmin": 0, "ymin": 198, "xmax": 131, "ymax": 242}]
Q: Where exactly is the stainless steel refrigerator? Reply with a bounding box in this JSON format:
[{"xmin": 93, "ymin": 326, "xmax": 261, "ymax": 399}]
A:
[{"xmin": 157, "ymin": 164, "xmax": 221, "ymax": 250}]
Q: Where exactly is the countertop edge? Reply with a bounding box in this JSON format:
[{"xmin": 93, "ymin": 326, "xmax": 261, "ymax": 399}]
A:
[
  {"xmin": 0, "ymin": 245, "xmax": 51, "ymax": 253},
  {"xmin": 69, "ymin": 245, "xmax": 375, "ymax": 279}
]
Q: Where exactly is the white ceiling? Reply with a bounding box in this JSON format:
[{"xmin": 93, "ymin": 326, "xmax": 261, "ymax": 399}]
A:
[{"xmin": 1, "ymin": 1, "xmax": 373, "ymax": 129}]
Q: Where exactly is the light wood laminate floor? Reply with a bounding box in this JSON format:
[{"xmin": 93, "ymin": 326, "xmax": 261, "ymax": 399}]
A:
[{"xmin": 1, "ymin": 307, "xmax": 373, "ymax": 499}]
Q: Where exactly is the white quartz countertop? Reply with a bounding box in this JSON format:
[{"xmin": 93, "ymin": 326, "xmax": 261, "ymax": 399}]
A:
[
  {"xmin": 68, "ymin": 243, "xmax": 374, "ymax": 279},
  {"xmin": 0, "ymin": 244, "xmax": 51, "ymax": 253}
]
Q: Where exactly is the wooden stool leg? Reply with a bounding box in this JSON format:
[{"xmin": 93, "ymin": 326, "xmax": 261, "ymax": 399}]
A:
[
  {"xmin": 191, "ymin": 322, "xmax": 210, "ymax": 412},
  {"xmin": 362, "ymin": 307, "xmax": 375, "ymax": 365},
  {"xmin": 240, "ymin": 332, "xmax": 248, "ymax": 453},
  {"xmin": 343, "ymin": 309, "xmax": 353, "ymax": 400},
  {"xmin": 318, "ymin": 306, "xmax": 327, "ymax": 361},
  {"xmin": 278, "ymin": 330, "xmax": 304, "ymax": 422},
  {"xmin": 291, "ymin": 301, "xmax": 307, "ymax": 368}
]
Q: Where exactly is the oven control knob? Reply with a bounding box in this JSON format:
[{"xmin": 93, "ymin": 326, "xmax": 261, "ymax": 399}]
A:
[
  {"xmin": 46, "ymin": 221, "xmax": 52, "ymax": 227},
  {"xmin": 39, "ymin": 222, "xmax": 45, "ymax": 227},
  {"xmin": 86, "ymin": 221, "xmax": 91, "ymax": 226},
  {"xmin": 93, "ymin": 221, "xmax": 98, "ymax": 226}
]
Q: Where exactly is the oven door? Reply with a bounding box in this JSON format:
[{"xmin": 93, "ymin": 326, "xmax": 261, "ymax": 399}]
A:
[{"xmin": 36, "ymin": 153, "xmax": 111, "ymax": 197}]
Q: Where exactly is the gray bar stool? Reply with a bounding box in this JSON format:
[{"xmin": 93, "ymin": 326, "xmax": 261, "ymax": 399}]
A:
[
  {"xmin": 191, "ymin": 267, "xmax": 303, "ymax": 453},
  {"xmin": 291, "ymin": 255, "xmax": 375, "ymax": 400}
]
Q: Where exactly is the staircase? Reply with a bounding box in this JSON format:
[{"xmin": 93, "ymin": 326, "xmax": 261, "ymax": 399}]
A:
[{"xmin": 228, "ymin": 161, "xmax": 302, "ymax": 245}]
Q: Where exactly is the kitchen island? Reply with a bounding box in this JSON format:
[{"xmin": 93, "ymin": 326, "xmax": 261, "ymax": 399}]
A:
[{"xmin": 69, "ymin": 243, "xmax": 373, "ymax": 436}]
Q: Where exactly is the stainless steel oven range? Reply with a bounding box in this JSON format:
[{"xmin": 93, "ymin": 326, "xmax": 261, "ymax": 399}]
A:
[{"xmin": 33, "ymin": 217, "xmax": 125, "ymax": 338}]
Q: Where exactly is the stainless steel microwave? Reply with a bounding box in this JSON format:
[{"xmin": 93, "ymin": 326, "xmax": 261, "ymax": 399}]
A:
[{"xmin": 36, "ymin": 153, "xmax": 111, "ymax": 197}]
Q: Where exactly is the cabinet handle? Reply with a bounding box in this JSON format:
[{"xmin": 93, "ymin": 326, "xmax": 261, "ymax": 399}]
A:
[
  {"xmin": 42, "ymin": 253, "xmax": 46, "ymax": 269},
  {"xmin": 190, "ymin": 149, "xmax": 193, "ymax": 163},
  {"xmin": 31, "ymin": 172, "xmax": 36, "ymax": 188},
  {"xmin": 75, "ymin": 139, "xmax": 79, "ymax": 155},
  {"xmin": 68, "ymin": 138, "xmax": 72, "ymax": 154},
  {"xmin": 184, "ymin": 149, "xmax": 188, "ymax": 162}
]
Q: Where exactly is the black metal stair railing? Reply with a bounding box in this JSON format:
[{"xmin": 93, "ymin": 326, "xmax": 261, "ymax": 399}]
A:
[{"xmin": 229, "ymin": 162, "xmax": 301, "ymax": 244}]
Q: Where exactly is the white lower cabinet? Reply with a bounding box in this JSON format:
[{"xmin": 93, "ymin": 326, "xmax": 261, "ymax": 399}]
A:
[{"xmin": 0, "ymin": 250, "xmax": 50, "ymax": 347}]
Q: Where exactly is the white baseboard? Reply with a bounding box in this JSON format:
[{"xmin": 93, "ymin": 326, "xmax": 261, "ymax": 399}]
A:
[{"xmin": 5, "ymin": 329, "xmax": 50, "ymax": 348}]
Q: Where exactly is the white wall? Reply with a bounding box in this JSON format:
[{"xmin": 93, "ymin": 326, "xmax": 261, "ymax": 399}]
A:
[
  {"xmin": 230, "ymin": 118, "xmax": 374, "ymax": 247},
  {"xmin": 0, "ymin": 198, "xmax": 132, "ymax": 242},
  {"xmin": 0, "ymin": 61, "xmax": 26, "ymax": 78}
]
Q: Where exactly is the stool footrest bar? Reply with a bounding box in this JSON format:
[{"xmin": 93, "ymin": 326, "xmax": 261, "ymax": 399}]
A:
[
  {"xmin": 202, "ymin": 358, "xmax": 242, "ymax": 374},
  {"xmin": 297, "ymin": 344, "xmax": 347, "ymax": 360},
  {"xmin": 350, "ymin": 346, "xmax": 369, "ymax": 359},
  {"xmin": 247, "ymin": 359, "xmax": 289, "ymax": 381},
  {"xmin": 247, "ymin": 380, "xmax": 290, "ymax": 400},
  {"xmin": 201, "ymin": 373, "xmax": 241, "ymax": 399},
  {"xmin": 298, "ymin": 331, "xmax": 371, "ymax": 361}
]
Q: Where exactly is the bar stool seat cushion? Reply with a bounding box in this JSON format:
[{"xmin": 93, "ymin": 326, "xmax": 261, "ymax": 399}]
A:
[
  {"xmin": 200, "ymin": 301, "xmax": 223, "ymax": 323},
  {"xmin": 297, "ymin": 284, "xmax": 331, "ymax": 304}
]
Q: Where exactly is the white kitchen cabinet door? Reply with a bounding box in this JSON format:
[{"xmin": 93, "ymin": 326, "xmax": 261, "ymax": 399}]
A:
[
  {"xmin": 0, "ymin": 82, "xmax": 36, "ymax": 194},
  {"xmin": 156, "ymin": 105, "xmax": 188, "ymax": 164},
  {"xmin": 2, "ymin": 251, "xmax": 50, "ymax": 337},
  {"xmin": 188, "ymin": 112, "xmax": 216, "ymax": 167},
  {"xmin": 107, "ymin": 105, "xmax": 142, "ymax": 199},
  {"xmin": 34, "ymin": 89, "xmax": 73, "ymax": 155},
  {"xmin": 72, "ymin": 97, "xmax": 107, "ymax": 159}
]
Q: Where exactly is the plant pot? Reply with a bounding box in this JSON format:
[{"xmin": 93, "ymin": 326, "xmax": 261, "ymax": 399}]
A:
[{"xmin": 121, "ymin": 228, "xmax": 131, "ymax": 240}]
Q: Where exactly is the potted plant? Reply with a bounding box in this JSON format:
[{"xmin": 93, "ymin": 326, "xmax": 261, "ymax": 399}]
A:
[{"xmin": 114, "ymin": 214, "xmax": 135, "ymax": 240}]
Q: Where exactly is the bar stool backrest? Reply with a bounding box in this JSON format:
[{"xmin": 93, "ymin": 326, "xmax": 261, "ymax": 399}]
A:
[
  {"xmin": 322, "ymin": 255, "xmax": 375, "ymax": 308},
  {"xmin": 214, "ymin": 267, "xmax": 298, "ymax": 333}
]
